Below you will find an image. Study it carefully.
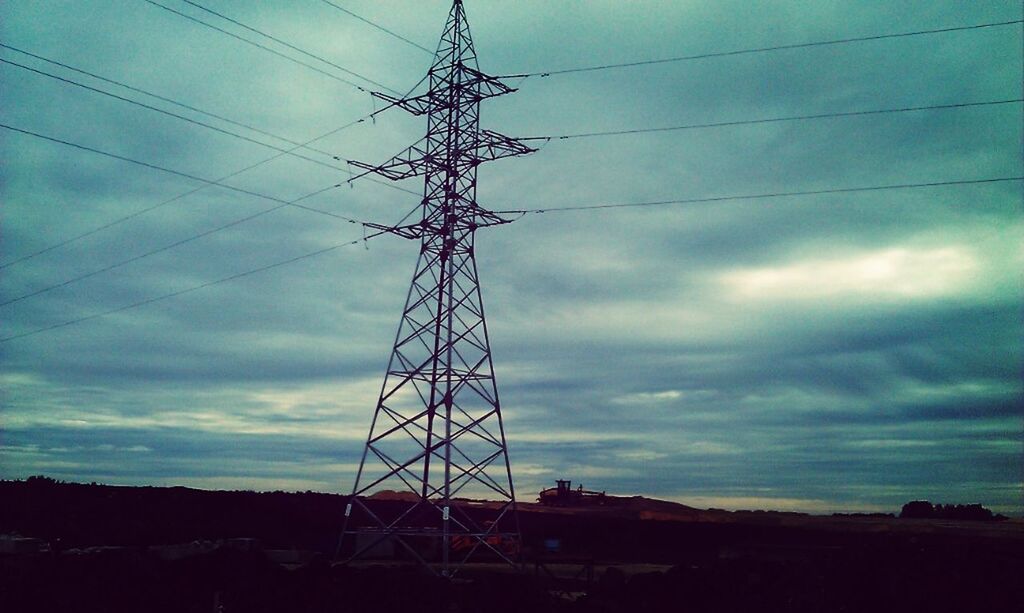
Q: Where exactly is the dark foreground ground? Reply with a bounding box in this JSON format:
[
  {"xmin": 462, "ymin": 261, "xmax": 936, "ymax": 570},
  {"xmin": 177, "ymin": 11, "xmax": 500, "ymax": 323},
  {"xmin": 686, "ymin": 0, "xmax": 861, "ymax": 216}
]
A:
[{"xmin": 2, "ymin": 479, "xmax": 1022, "ymax": 612}]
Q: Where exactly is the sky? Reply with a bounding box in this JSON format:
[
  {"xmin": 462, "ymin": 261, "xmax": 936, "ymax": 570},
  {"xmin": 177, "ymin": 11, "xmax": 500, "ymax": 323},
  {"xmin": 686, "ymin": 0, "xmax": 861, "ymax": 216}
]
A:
[{"xmin": 1, "ymin": 0, "xmax": 1021, "ymax": 515}]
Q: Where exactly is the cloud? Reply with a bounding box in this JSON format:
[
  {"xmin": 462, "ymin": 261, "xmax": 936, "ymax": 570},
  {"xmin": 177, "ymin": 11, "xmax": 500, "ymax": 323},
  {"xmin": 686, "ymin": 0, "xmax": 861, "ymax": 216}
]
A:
[
  {"xmin": 1, "ymin": 1, "xmax": 1021, "ymax": 515},
  {"xmin": 721, "ymin": 245, "xmax": 979, "ymax": 301}
]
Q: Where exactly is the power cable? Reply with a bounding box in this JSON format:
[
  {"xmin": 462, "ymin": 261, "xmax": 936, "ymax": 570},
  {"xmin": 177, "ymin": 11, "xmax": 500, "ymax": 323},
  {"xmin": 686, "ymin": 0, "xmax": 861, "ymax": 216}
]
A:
[
  {"xmin": 0, "ymin": 122, "xmax": 357, "ymax": 222},
  {"xmin": 176, "ymin": 0, "xmax": 401, "ymax": 95},
  {"xmin": 6, "ymin": 174, "xmax": 1015, "ymax": 343},
  {"xmin": 0, "ymin": 183, "xmax": 345, "ymax": 308},
  {"xmin": 506, "ymin": 19, "xmax": 1023, "ymax": 78},
  {"xmin": 316, "ymin": 0, "xmax": 434, "ymax": 55},
  {"xmin": 0, "ymin": 112, "xmax": 410, "ymax": 271},
  {"xmin": 0, "ymin": 229, "xmax": 390, "ymax": 344},
  {"xmin": 496, "ymin": 177, "xmax": 1024, "ymax": 215},
  {"xmin": 0, "ymin": 122, "xmax": 379, "ymax": 306},
  {"xmin": 519, "ymin": 99, "xmax": 1024, "ymax": 141},
  {"xmin": 0, "ymin": 57, "xmax": 348, "ymax": 174},
  {"xmin": 0, "ymin": 66, "xmax": 433, "ymax": 332},
  {"xmin": 0, "ymin": 71, "xmax": 429, "ymax": 273},
  {"xmin": 0, "ymin": 42, "xmax": 336, "ymax": 159},
  {"xmin": 0, "ymin": 54, "xmax": 418, "ymax": 201},
  {"xmin": 142, "ymin": 0, "xmax": 378, "ymax": 94}
]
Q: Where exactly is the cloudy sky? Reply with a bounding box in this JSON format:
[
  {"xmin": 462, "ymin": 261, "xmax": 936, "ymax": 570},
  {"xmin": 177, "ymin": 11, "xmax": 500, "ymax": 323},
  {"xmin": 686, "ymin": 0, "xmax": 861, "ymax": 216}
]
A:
[{"xmin": 1, "ymin": 0, "xmax": 1021, "ymax": 515}]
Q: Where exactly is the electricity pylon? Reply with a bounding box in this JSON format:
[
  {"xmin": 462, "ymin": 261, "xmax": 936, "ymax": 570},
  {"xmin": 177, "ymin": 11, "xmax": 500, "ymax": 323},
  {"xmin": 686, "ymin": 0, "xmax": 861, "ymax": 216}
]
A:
[{"xmin": 337, "ymin": 0, "xmax": 534, "ymax": 576}]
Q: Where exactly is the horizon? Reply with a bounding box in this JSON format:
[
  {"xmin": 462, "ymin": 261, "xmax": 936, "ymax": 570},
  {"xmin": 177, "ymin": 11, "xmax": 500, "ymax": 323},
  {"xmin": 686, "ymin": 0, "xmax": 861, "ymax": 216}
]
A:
[{"xmin": 6, "ymin": 475, "xmax": 1019, "ymax": 519}]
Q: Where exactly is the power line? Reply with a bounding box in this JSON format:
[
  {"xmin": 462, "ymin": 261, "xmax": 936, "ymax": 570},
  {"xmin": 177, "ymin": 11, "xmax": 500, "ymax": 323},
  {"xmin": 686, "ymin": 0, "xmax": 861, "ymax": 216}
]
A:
[
  {"xmin": 176, "ymin": 0, "xmax": 401, "ymax": 95},
  {"xmin": 496, "ymin": 177, "xmax": 1024, "ymax": 214},
  {"xmin": 0, "ymin": 122, "xmax": 387, "ymax": 305},
  {"xmin": 0, "ymin": 56, "xmax": 348, "ymax": 174},
  {"xmin": 0, "ymin": 112, "xmax": 412, "ymax": 271},
  {"xmin": 507, "ymin": 19, "xmax": 1023, "ymax": 78},
  {"xmin": 0, "ymin": 183, "xmax": 346, "ymax": 308},
  {"xmin": 0, "ymin": 230, "xmax": 390, "ymax": 344},
  {"xmin": 142, "ymin": 0, "xmax": 379, "ymax": 94},
  {"xmin": 6, "ymin": 175, "xmax": 1017, "ymax": 342},
  {"xmin": 0, "ymin": 122, "xmax": 359, "ymax": 222},
  {"xmin": 0, "ymin": 61, "xmax": 431, "ymax": 332},
  {"xmin": 316, "ymin": 0, "xmax": 434, "ymax": 55},
  {"xmin": 0, "ymin": 70, "xmax": 428, "ymax": 273},
  {"xmin": 1, "ymin": 53, "xmax": 418, "ymax": 199},
  {"xmin": 0, "ymin": 42, "xmax": 336, "ymax": 159},
  {"xmin": 519, "ymin": 99, "xmax": 1024, "ymax": 141}
]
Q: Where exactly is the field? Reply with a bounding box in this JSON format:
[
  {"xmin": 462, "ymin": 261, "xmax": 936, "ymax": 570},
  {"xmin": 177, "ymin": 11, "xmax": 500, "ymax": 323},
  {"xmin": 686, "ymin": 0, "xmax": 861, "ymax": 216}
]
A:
[{"xmin": 2, "ymin": 480, "xmax": 1021, "ymax": 612}]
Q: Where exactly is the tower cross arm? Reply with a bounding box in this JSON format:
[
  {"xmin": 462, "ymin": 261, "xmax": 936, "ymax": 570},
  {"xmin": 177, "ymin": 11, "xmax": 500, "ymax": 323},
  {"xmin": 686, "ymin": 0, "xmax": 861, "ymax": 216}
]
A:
[
  {"xmin": 372, "ymin": 67, "xmax": 517, "ymax": 117},
  {"xmin": 469, "ymin": 207, "xmax": 519, "ymax": 228},
  {"xmin": 455, "ymin": 65, "xmax": 517, "ymax": 101},
  {"xmin": 364, "ymin": 205, "xmax": 518, "ymax": 240},
  {"xmin": 348, "ymin": 138, "xmax": 431, "ymax": 181},
  {"xmin": 363, "ymin": 221, "xmax": 425, "ymax": 240},
  {"xmin": 348, "ymin": 129, "xmax": 534, "ymax": 184},
  {"xmin": 469, "ymin": 129, "xmax": 537, "ymax": 162},
  {"xmin": 371, "ymin": 91, "xmax": 434, "ymax": 116}
]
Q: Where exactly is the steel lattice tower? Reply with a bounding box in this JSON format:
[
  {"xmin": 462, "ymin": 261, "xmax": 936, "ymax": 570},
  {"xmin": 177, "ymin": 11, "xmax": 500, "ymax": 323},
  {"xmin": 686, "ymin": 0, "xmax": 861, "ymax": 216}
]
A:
[{"xmin": 337, "ymin": 0, "xmax": 535, "ymax": 575}]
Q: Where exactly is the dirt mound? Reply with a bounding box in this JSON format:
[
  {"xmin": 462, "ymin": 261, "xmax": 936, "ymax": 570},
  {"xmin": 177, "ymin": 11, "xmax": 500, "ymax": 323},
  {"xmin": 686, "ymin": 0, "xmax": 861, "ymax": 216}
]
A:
[{"xmin": 366, "ymin": 490, "xmax": 420, "ymax": 502}]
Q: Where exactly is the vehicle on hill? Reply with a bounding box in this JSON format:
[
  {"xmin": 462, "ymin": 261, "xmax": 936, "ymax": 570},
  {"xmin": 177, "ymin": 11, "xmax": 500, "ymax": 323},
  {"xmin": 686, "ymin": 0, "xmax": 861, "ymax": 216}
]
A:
[{"xmin": 538, "ymin": 480, "xmax": 607, "ymax": 507}]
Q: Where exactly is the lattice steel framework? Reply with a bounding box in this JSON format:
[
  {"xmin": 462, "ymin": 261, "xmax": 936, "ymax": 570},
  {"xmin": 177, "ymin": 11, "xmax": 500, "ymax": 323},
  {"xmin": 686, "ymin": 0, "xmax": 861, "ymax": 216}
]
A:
[{"xmin": 337, "ymin": 0, "xmax": 534, "ymax": 576}]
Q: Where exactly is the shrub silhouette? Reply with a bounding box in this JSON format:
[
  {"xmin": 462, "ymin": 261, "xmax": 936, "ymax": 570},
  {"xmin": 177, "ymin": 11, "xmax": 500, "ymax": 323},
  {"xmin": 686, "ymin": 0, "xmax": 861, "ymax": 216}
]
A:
[
  {"xmin": 900, "ymin": 500, "xmax": 934, "ymax": 518},
  {"xmin": 901, "ymin": 501, "xmax": 998, "ymax": 521}
]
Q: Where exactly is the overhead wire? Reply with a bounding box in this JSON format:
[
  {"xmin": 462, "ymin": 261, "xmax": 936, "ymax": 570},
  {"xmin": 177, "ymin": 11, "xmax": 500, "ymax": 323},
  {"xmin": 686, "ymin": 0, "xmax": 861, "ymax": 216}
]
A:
[
  {"xmin": 494, "ymin": 177, "xmax": 1024, "ymax": 215},
  {"xmin": 0, "ymin": 122, "xmax": 357, "ymax": 223},
  {"xmin": 175, "ymin": 0, "xmax": 402, "ymax": 95},
  {"xmin": 0, "ymin": 56, "xmax": 436, "ymax": 330},
  {"xmin": 0, "ymin": 56, "xmax": 349, "ymax": 174},
  {"xmin": 0, "ymin": 182, "xmax": 344, "ymax": 308},
  {"xmin": 316, "ymin": 0, "xmax": 434, "ymax": 55},
  {"xmin": 519, "ymin": 99, "xmax": 1024, "ymax": 141},
  {"xmin": 0, "ymin": 42, "xmax": 337, "ymax": 159},
  {"xmin": 0, "ymin": 228, "xmax": 391, "ymax": 344},
  {"xmin": 505, "ymin": 19, "xmax": 1023, "ymax": 78},
  {"xmin": 4, "ymin": 174, "xmax": 1018, "ymax": 343},
  {"xmin": 9, "ymin": 14, "xmax": 1014, "ymax": 338},
  {"xmin": 0, "ymin": 123, "xmax": 380, "ymax": 307},
  {"xmin": 0, "ymin": 110, "xmax": 405, "ymax": 271},
  {"xmin": 0, "ymin": 66, "xmax": 430, "ymax": 272},
  {"xmin": 141, "ymin": 0, "xmax": 380, "ymax": 94},
  {"xmin": 0, "ymin": 66, "xmax": 434, "ymax": 295},
  {"xmin": 0, "ymin": 45, "xmax": 421, "ymax": 197}
]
